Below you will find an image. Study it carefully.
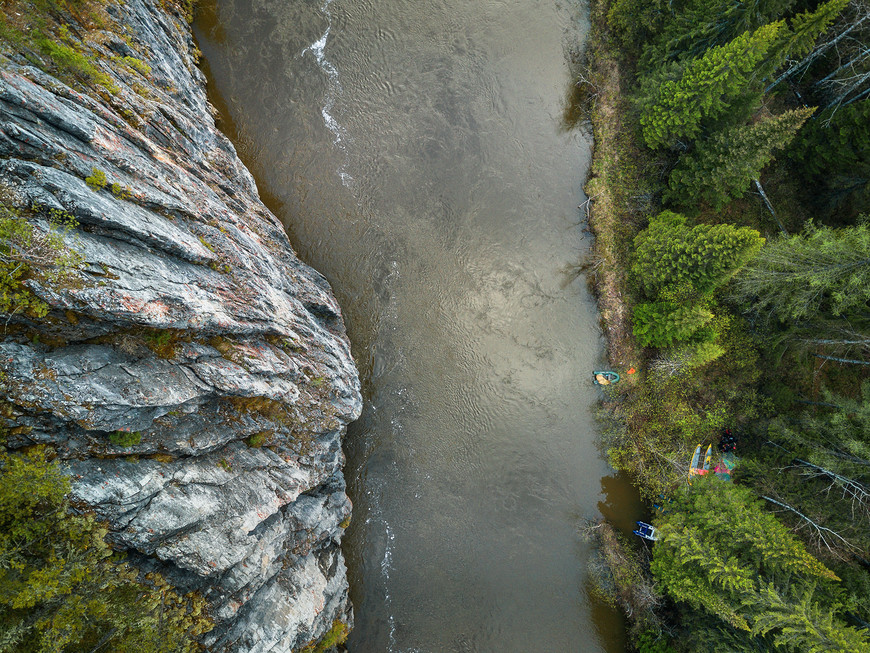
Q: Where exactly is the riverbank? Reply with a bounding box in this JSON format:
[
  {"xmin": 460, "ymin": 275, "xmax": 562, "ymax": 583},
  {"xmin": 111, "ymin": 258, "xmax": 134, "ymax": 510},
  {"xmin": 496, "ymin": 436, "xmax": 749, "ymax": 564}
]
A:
[
  {"xmin": 581, "ymin": 1, "xmax": 664, "ymax": 644},
  {"xmin": 583, "ymin": 0, "xmax": 643, "ymax": 372}
]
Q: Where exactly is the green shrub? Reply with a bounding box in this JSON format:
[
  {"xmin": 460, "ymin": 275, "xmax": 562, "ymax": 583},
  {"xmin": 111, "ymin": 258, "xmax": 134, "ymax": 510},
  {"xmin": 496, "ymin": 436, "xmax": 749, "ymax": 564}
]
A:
[
  {"xmin": 34, "ymin": 36, "xmax": 118, "ymax": 93},
  {"xmin": 0, "ymin": 207, "xmax": 82, "ymax": 319},
  {"xmin": 85, "ymin": 167, "xmax": 107, "ymax": 191},
  {"xmin": 110, "ymin": 182, "xmax": 131, "ymax": 199},
  {"xmin": 299, "ymin": 620, "xmax": 350, "ymax": 653},
  {"xmin": 143, "ymin": 329, "xmax": 180, "ymax": 359},
  {"xmin": 120, "ymin": 55, "xmax": 151, "ymax": 76},
  {"xmin": 636, "ymin": 630, "xmax": 677, "ymax": 653},
  {"xmin": 244, "ymin": 431, "xmax": 270, "ymax": 448},
  {"xmin": 108, "ymin": 430, "xmax": 141, "ymax": 447},
  {"xmin": 0, "ymin": 445, "xmax": 213, "ymax": 651}
]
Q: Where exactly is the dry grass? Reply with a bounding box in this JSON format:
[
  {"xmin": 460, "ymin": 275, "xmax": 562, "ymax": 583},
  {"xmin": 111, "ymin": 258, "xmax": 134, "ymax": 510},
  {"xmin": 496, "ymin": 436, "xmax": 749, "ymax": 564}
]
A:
[{"xmin": 583, "ymin": 0, "xmax": 654, "ymax": 372}]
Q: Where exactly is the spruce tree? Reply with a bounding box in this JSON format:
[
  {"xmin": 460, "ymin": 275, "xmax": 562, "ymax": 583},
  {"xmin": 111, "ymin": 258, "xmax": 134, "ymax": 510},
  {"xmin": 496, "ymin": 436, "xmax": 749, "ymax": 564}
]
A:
[
  {"xmin": 790, "ymin": 100, "xmax": 870, "ymax": 219},
  {"xmin": 775, "ymin": 0, "xmax": 852, "ymax": 64},
  {"xmin": 643, "ymin": 0, "xmax": 797, "ymax": 67},
  {"xmin": 769, "ymin": 383, "xmax": 870, "ymax": 506},
  {"xmin": 633, "ymin": 302, "xmax": 714, "ymax": 347},
  {"xmin": 651, "ymin": 479, "xmax": 870, "ymax": 651},
  {"xmin": 639, "ymin": 22, "xmax": 784, "ymax": 149},
  {"xmin": 792, "ymin": 100, "xmax": 870, "ymax": 177},
  {"xmin": 756, "ymin": 384, "xmax": 870, "ymax": 558},
  {"xmin": 632, "ymin": 211, "xmax": 765, "ymax": 297},
  {"xmin": 733, "ymin": 222, "xmax": 870, "ymax": 321},
  {"xmin": 666, "ymin": 107, "xmax": 814, "ymax": 209}
]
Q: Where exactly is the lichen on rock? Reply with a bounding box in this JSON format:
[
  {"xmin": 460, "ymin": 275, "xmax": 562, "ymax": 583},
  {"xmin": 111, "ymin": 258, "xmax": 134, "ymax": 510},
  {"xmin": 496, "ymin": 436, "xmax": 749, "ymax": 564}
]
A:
[{"xmin": 0, "ymin": 1, "xmax": 361, "ymax": 650}]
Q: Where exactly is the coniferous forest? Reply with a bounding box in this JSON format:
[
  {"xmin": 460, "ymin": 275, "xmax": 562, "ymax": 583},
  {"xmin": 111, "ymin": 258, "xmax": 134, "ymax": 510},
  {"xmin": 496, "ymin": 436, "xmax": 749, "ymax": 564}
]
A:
[{"xmin": 585, "ymin": 0, "xmax": 870, "ymax": 650}]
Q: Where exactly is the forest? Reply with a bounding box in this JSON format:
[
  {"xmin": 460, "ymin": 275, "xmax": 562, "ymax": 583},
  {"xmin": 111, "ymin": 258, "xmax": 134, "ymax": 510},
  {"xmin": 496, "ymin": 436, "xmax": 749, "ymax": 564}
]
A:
[{"xmin": 585, "ymin": 0, "xmax": 870, "ymax": 650}]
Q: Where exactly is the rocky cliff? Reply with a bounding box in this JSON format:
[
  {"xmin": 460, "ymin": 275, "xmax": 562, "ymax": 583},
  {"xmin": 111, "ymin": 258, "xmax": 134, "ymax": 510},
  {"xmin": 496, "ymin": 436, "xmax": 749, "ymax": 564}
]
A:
[{"xmin": 0, "ymin": 1, "xmax": 361, "ymax": 650}]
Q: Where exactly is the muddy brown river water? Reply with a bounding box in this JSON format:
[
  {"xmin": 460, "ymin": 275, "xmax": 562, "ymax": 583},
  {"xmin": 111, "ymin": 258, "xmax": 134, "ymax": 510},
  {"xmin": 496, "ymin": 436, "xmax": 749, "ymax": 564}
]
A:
[{"xmin": 194, "ymin": 1, "xmax": 642, "ymax": 650}]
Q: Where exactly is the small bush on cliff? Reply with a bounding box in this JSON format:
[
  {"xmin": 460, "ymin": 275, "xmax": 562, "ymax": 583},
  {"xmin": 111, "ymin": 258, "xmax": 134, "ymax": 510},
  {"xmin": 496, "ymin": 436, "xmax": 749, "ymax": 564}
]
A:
[
  {"xmin": 85, "ymin": 167, "xmax": 108, "ymax": 191},
  {"xmin": 33, "ymin": 36, "xmax": 117, "ymax": 92},
  {"xmin": 143, "ymin": 329, "xmax": 181, "ymax": 359},
  {"xmin": 0, "ymin": 205, "xmax": 82, "ymax": 319},
  {"xmin": 0, "ymin": 0, "xmax": 119, "ymax": 96},
  {"xmin": 108, "ymin": 430, "xmax": 142, "ymax": 447},
  {"xmin": 298, "ymin": 620, "xmax": 350, "ymax": 653},
  {"xmin": 244, "ymin": 431, "xmax": 270, "ymax": 448},
  {"xmin": 0, "ymin": 445, "xmax": 213, "ymax": 651}
]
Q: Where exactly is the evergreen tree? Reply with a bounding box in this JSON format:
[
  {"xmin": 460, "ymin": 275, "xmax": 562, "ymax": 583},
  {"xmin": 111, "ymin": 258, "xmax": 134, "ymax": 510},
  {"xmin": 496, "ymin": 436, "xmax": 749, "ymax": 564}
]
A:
[
  {"xmin": 633, "ymin": 302, "xmax": 714, "ymax": 347},
  {"xmin": 607, "ymin": 0, "xmax": 666, "ymax": 55},
  {"xmin": 642, "ymin": 0, "xmax": 796, "ymax": 68},
  {"xmin": 769, "ymin": 383, "xmax": 870, "ymax": 516},
  {"xmin": 0, "ymin": 446, "xmax": 213, "ymax": 652},
  {"xmin": 632, "ymin": 211, "xmax": 765, "ymax": 297},
  {"xmin": 666, "ymin": 107, "xmax": 814, "ymax": 209},
  {"xmin": 789, "ymin": 100, "xmax": 870, "ymax": 219},
  {"xmin": 650, "ymin": 340, "xmax": 726, "ymax": 378},
  {"xmin": 651, "ymin": 479, "xmax": 869, "ymax": 651},
  {"xmin": 733, "ymin": 222, "xmax": 870, "ymax": 321},
  {"xmin": 638, "ymin": 22, "xmax": 784, "ymax": 149},
  {"xmin": 773, "ymin": 0, "xmax": 852, "ymax": 64},
  {"xmin": 792, "ymin": 100, "xmax": 870, "ymax": 177}
]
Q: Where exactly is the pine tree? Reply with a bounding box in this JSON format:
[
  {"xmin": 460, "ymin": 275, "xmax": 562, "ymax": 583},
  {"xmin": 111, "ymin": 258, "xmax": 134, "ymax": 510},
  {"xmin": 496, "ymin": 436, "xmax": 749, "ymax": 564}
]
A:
[
  {"xmin": 751, "ymin": 583, "xmax": 870, "ymax": 652},
  {"xmin": 633, "ymin": 302, "xmax": 714, "ymax": 347},
  {"xmin": 639, "ymin": 22, "xmax": 784, "ymax": 149},
  {"xmin": 666, "ymin": 107, "xmax": 814, "ymax": 209},
  {"xmin": 651, "ymin": 340, "xmax": 726, "ymax": 378},
  {"xmin": 769, "ymin": 383, "xmax": 870, "ymax": 517},
  {"xmin": 788, "ymin": 100, "xmax": 870, "ymax": 218},
  {"xmin": 632, "ymin": 211, "xmax": 765, "ymax": 297},
  {"xmin": 733, "ymin": 222, "xmax": 870, "ymax": 321},
  {"xmin": 792, "ymin": 100, "xmax": 870, "ymax": 177},
  {"xmin": 607, "ymin": 0, "xmax": 666, "ymax": 55}
]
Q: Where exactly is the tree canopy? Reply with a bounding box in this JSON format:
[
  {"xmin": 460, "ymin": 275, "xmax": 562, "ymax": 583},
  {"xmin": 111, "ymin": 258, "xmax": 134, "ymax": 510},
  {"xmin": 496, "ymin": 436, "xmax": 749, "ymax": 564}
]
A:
[
  {"xmin": 734, "ymin": 222, "xmax": 870, "ymax": 322},
  {"xmin": 638, "ymin": 23, "xmax": 783, "ymax": 148},
  {"xmin": 651, "ymin": 479, "xmax": 869, "ymax": 652},
  {"xmin": 632, "ymin": 211, "xmax": 765, "ymax": 298},
  {"xmin": 666, "ymin": 107, "xmax": 813, "ymax": 209}
]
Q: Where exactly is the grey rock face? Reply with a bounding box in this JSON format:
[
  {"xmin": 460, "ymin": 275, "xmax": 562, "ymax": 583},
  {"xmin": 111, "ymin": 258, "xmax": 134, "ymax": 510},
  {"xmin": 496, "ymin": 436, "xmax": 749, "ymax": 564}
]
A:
[{"xmin": 0, "ymin": 1, "xmax": 361, "ymax": 650}]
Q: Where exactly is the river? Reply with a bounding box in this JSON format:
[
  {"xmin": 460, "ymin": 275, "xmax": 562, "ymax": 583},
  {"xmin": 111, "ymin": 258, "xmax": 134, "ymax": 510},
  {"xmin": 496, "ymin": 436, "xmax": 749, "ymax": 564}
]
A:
[{"xmin": 193, "ymin": 1, "xmax": 640, "ymax": 650}]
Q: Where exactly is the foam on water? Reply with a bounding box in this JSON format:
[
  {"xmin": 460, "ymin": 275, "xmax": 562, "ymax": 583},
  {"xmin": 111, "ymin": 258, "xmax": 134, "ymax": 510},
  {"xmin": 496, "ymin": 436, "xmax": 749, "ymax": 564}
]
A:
[{"xmin": 301, "ymin": 0, "xmax": 353, "ymax": 186}]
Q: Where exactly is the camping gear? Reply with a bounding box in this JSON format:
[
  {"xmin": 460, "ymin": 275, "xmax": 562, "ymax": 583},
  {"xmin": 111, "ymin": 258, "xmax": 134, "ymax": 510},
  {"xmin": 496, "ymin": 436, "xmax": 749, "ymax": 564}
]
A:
[
  {"xmin": 688, "ymin": 444, "xmax": 712, "ymax": 484},
  {"xmin": 592, "ymin": 371, "xmax": 620, "ymax": 385},
  {"xmin": 633, "ymin": 521, "xmax": 658, "ymax": 541}
]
